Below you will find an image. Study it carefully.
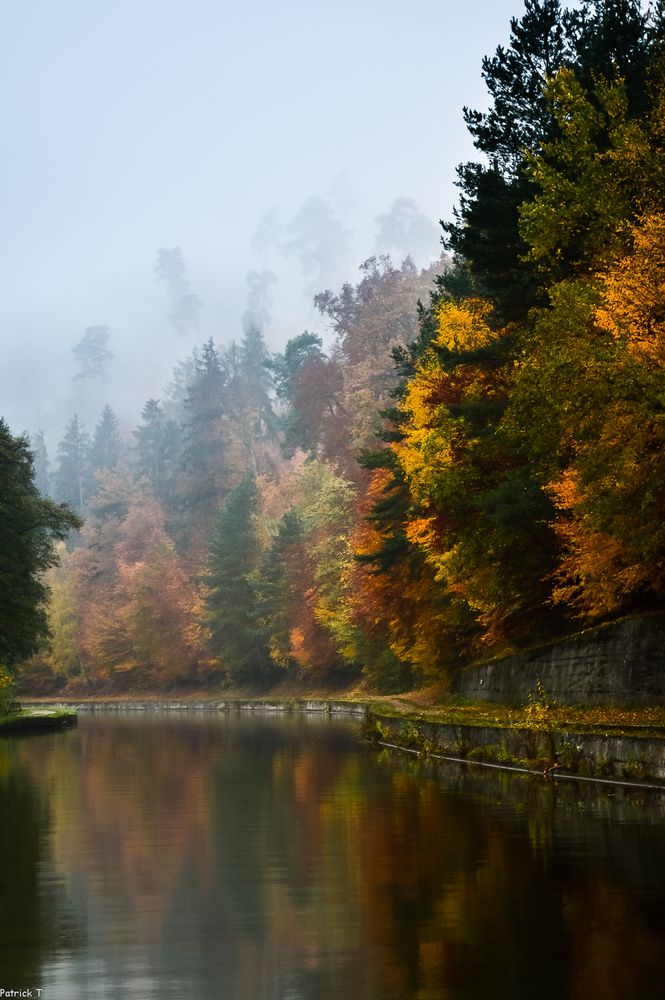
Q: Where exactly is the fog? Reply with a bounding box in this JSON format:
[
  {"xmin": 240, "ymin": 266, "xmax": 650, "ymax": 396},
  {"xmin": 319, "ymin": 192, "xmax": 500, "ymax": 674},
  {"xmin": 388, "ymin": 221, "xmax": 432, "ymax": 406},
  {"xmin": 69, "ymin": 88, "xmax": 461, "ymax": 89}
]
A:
[{"xmin": 1, "ymin": 0, "xmax": 528, "ymax": 443}]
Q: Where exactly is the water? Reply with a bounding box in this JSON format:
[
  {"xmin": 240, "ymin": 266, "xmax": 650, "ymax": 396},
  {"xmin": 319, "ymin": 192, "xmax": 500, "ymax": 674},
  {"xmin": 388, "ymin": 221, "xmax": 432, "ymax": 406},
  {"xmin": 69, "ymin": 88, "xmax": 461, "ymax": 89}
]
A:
[{"xmin": 1, "ymin": 711, "xmax": 665, "ymax": 1000}]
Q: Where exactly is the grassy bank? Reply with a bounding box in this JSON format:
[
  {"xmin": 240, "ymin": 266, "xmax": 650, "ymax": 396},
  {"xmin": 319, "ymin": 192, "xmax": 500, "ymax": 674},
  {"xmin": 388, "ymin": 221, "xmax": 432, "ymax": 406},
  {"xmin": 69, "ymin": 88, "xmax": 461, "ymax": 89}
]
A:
[
  {"xmin": 367, "ymin": 695, "xmax": 665, "ymax": 740},
  {"xmin": 0, "ymin": 706, "xmax": 77, "ymax": 734}
]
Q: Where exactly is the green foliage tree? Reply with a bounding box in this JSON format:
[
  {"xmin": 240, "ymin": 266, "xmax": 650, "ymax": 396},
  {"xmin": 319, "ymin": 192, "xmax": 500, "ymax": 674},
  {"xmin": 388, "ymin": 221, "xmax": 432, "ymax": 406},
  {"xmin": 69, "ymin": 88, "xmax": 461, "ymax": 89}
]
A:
[
  {"xmin": 573, "ymin": 0, "xmax": 654, "ymax": 113},
  {"xmin": 53, "ymin": 415, "xmax": 92, "ymax": 518},
  {"xmin": 31, "ymin": 430, "xmax": 50, "ymax": 496},
  {"xmin": 255, "ymin": 510, "xmax": 306, "ymax": 670},
  {"xmin": 267, "ymin": 332, "xmax": 340, "ymax": 456},
  {"xmin": 519, "ymin": 70, "xmax": 650, "ymax": 283},
  {"xmin": 444, "ymin": 0, "xmax": 576, "ymax": 321},
  {"xmin": 179, "ymin": 339, "xmax": 229, "ymax": 542},
  {"xmin": 0, "ymin": 419, "xmax": 81, "ymax": 671},
  {"xmin": 41, "ymin": 544, "xmax": 80, "ymax": 679},
  {"xmin": 132, "ymin": 398, "xmax": 180, "ymax": 511},
  {"xmin": 203, "ymin": 476, "xmax": 272, "ymax": 683},
  {"xmin": 89, "ymin": 405, "xmax": 124, "ymax": 477},
  {"xmin": 443, "ymin": 0, "xmax": 660, "ymax": 322},
  {"xmin": 268, "ymin": 331, "xmax": 325, "ymax": 404},
  {"xmin": 223, "ymin": 326, "xmax": 277, "ymax": 475}
]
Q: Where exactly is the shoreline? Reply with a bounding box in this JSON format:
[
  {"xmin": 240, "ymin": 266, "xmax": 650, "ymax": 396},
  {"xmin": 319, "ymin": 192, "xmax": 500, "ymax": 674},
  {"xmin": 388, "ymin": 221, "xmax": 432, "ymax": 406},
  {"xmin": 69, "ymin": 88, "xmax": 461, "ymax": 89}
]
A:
[
  {"xmin": 0, "ymin": 706, "xmax": 77, "ymax": 734},
  {"xmin": 18, "ymin": 695, "xmax": 665, "ymax": 790}
]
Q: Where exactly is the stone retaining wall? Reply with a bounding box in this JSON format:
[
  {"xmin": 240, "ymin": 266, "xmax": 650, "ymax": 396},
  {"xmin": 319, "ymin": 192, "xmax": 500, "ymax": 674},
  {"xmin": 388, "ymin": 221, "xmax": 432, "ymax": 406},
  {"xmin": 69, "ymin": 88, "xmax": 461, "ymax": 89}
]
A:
[{"xmin": 452, "ymin": 615, "xmax": 665, "ymax": 706}]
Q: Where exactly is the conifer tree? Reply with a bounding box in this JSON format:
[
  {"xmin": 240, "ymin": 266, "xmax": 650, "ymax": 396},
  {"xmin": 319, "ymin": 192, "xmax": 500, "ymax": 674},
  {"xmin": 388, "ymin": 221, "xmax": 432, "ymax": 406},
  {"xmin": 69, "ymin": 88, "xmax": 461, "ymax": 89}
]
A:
[
  {"xmin": 0, "ymin": 419, "xmax": 81, "ymax": 669},
  {"xmin": 132, "ymin": 399, "xmax": 180, "ymax": 511},
  {"xmin": 53, "ymin": 415, "xmax": 92, "ymax": 518},
  {"xmin": 445, "ymin": 0, "xmax": 576, "ymax": 321},
  {"xmin": 223, "ymin": 327, "xmax": 276, "ymax": 475},
  {"xmin": 155, "ymin": 247, "xmax": 203, "ymax": 337},
  {"xmin": 239, "ymin": 324, "xmax": 275, "ymax": 442},
  {"xmin": 203, "ymin": 476, "xmax": 272, "ymax": 683},
  {"xmin": 179, "ymin": 339, "xmax": 228, "ymax": 539},
  {"xmin": 72, "ymin": 326, "xmax": 113, "ymax": 382},
  {"xmin": 31, "ymin": 430, "xmax": 50, "ymax": 496},
  {"xmin": 89, "ymin": 405, "xmax": 124, "ymax": 477},
  {"xmin": 444, "ymin": 0, "xmax": 659, "ymax": 321},
  {"xmin": 254, "ymin": 510, "xmax": 305, "ymax": 670}
]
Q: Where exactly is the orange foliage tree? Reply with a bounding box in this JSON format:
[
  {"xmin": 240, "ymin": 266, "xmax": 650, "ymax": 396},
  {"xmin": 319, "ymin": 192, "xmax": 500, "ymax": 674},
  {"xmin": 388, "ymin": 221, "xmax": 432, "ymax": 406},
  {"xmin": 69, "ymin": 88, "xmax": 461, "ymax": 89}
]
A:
[
  {"xmin": 541, "ymin": 214, "xmax": 665, "ymax": 618},
  {"xmin": 385, "ymin": 298, "xmax": 558, "ymax": 653},
  {"xmin": 69, "ymin": 474, "xmax": 201, "ymax": 687}
]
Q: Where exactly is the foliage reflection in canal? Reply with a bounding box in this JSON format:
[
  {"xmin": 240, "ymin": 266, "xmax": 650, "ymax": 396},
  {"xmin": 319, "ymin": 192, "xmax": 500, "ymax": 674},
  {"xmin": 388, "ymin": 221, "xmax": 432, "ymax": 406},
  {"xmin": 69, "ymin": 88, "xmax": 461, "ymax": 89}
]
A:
[{"xmin": 2, "ymin": 712, "xmax": 665, "ymax": 999}]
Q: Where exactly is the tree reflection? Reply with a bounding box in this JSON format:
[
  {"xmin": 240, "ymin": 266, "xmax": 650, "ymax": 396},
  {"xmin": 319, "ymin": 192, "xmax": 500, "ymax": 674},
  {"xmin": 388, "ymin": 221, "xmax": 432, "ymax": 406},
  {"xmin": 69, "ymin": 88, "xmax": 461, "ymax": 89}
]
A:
[
  {"xmin": 10, "ymin": 716, "xmax": 665, "ymax": 999},
  {"xmin": 0, "ymin": 740, "xmax": 81, "ymax": 990}
]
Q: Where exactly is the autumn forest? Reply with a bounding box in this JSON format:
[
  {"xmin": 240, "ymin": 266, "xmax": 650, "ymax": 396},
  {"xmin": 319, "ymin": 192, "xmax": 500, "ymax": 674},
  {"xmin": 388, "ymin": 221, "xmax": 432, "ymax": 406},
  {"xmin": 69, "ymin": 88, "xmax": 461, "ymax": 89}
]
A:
[{"xmin": 3, "ymin": 0, "xmax": 665, "ymax": 696}]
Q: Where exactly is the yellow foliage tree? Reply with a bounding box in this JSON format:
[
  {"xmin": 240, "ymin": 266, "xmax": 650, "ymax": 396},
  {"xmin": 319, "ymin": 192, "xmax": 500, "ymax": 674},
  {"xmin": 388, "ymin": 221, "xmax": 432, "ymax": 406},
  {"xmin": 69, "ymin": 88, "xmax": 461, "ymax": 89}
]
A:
[{"xmin": 509, "ymin": 207, "xmax": 665, "ymax": 621}]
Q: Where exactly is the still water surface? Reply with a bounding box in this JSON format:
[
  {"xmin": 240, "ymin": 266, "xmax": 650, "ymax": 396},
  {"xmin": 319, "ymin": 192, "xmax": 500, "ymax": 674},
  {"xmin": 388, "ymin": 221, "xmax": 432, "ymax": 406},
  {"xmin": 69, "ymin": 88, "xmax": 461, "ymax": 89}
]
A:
[{"xmin": 1, "ymin": 711, "xmax": 665, "ymax": 999}]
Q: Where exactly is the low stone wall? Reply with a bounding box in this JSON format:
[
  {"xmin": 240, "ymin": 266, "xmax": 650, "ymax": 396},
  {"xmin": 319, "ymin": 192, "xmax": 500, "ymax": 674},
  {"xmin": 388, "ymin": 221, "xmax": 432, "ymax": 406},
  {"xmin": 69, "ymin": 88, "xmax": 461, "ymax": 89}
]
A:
[
  {"xmin": 221, "ymin": 700, "xmax": 367, "ymax": 717},
  {"xmin": 28, "ymin": 699, "xmax": 368, "ymax": 717},
  {"xmin": 56, "ymin": 701, "xmax": 223, "ymax": 712},
  {"xmin": 452, "ymin": 615, "xmax": 665, "ymax": 706},
  {"xmin": 371, "ymin": 711, "xmax": 665, "ymax": 783}
]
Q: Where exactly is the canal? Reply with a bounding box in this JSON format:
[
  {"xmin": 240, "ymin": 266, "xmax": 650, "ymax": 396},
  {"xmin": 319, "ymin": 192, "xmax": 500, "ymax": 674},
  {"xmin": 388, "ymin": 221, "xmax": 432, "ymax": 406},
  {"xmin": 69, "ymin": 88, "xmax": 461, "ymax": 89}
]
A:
[{"xmin": 1, "ymin": 710, "xmax": 664, "ymax": 999}]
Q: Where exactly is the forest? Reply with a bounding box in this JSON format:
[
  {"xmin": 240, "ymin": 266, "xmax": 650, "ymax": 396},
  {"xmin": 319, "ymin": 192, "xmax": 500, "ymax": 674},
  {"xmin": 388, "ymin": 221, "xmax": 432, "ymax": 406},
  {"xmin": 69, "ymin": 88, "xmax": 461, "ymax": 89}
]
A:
[{"xmin": 3, "ymin": 0, "xmax": 665, "ymax": 696}]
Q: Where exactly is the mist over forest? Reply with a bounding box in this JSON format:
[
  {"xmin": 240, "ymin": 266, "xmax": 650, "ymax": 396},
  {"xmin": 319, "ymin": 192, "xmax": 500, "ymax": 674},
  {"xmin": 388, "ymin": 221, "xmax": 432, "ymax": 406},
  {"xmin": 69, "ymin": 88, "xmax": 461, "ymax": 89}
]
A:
[
  {"xmin": 2, "ymin": 191, "xmax": 441, "ymax": 445},
  {"xmin": 4, "ymin": 0, "xmax": 665, "ymax": 699},
  {"xmin": 2, "ymin": 0, "xmax": 532, "ymax": 442}
]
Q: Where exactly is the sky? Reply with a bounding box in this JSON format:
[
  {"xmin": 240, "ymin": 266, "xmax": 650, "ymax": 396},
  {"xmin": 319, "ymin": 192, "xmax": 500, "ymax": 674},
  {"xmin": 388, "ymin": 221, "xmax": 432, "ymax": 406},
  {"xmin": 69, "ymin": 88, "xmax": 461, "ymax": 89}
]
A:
[{"xmin": 1, "ymin": 0, "xmax": 536, "ymax": 441}]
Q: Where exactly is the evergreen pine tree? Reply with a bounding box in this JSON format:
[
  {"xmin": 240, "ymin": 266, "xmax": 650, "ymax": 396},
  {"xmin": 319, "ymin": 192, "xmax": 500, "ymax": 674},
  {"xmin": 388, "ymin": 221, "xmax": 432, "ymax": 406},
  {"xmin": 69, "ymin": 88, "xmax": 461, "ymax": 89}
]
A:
[
  {"xmin": 445, "ymin": 0, "xmax": 576, "ymax": 321},
  {"xmin": 443, "ymin": 0, "xmax": 659, "ymax": 322},
  {"xmin": 240, "ymin": 325, "xmax": 275, "ymax": 434},
  {"xmin": 228, "ymin": 325, "xmax": 277, "ymax": 474},
  {"xmin": 203, "ymin": 476, "xmax": 272, "ymax": 683},
  {"xmin": 53, "ymin": 415, "xmax": 92, "ymax": 517},
  {"xmin": 180, "ymin": 338, "xmax": 228, "ymax": 536},
  {"xmin": 89, "ymin": 405, "xmax": 123, "ymax": 476},
  {"xmin": 132, "ymin": 398, "xmax": 180, "ymax": 510},
  {"xmin": 574, "ymin": 0, "xmax": 653, "ymax": 113},
  {"xmin": 155, "ymin": 247, "xmax": 203, "ymax": 336},
  {"xmin": 72, "ymin": 326, "xmax": 113, "ymax": 382},
  {"xmin": 254, "ymin": 510, "xmax": 305, "ymax": 670},
  {"xmin": 31, "ymin": 430, "xmax": 50, "ymax": 496},
  {"xmin": 0, "ymin": 419, "xmax": 81, "ymax": 669}
]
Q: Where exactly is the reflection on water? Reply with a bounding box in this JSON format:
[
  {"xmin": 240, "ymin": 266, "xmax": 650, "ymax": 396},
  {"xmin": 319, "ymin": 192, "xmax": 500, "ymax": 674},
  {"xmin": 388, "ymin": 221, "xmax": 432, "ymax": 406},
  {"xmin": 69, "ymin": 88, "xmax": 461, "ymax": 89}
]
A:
[{"xmin": 2, "ymin": 712, "xmax": 665, "ymax": 999}]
